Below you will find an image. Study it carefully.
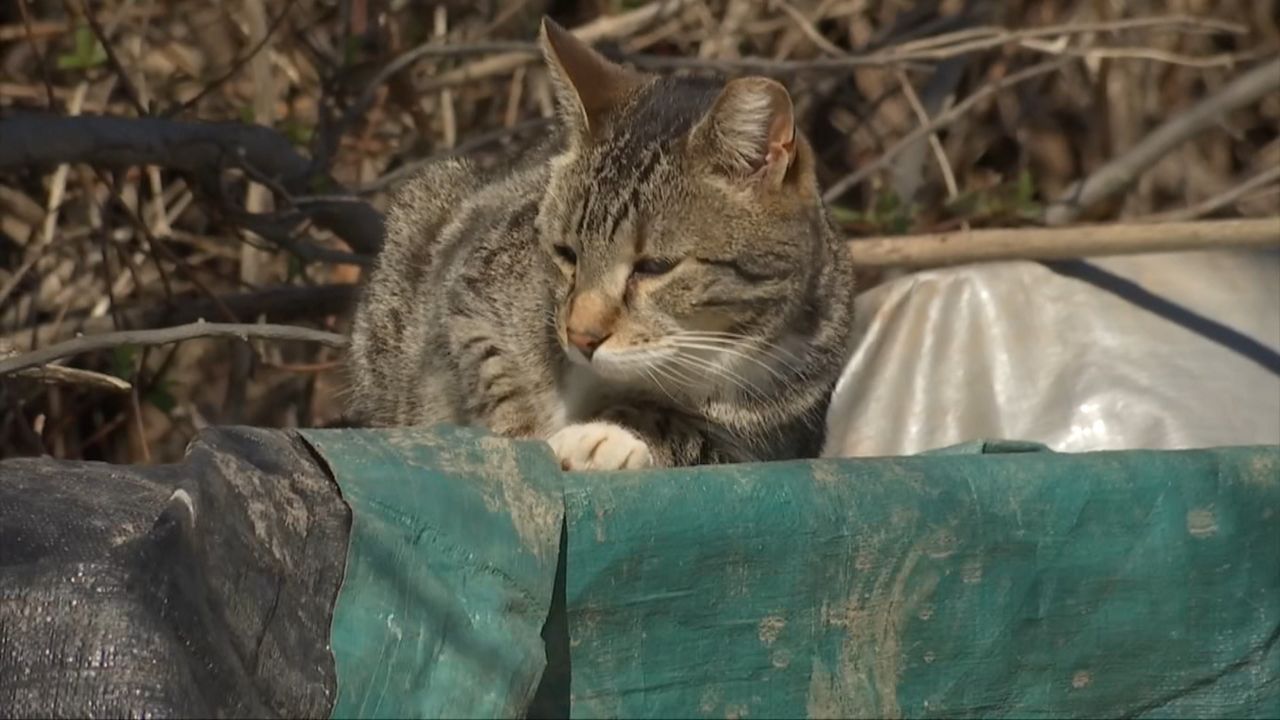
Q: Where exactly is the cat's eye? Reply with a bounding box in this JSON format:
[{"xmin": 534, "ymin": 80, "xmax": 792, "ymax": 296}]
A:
[
  {"xmin": 553, "ymin": 244, "xmax": 577, "ymax": 264},
  {"xmin": 632, "ymin": 257, "xmax": 678, "ymax": 278}
]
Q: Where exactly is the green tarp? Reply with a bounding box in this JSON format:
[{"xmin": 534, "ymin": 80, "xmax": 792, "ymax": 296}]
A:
[
  {"xmin": 307, "ymin": 427, "xmax": 563, "ymax": 719},
  {"xmin": 301, "ymin": 428, "xmax": 1280, "ymax": 719}
]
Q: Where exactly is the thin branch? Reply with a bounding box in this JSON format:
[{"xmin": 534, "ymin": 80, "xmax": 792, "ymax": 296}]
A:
[
  {"xmin": 165, "ymin": 0, "xmax": 296, "ymax": 117},
  {"xmin": 824, "ymin": 59, "xmax": 1068, "ymax": 202},
  {"xmin": 419, "ymin": 13, "xmax": 1246, "ymax": 82},
  {"xmin": 895, "ymin": 68, "xmax": 959, "ymax": 201},
  {"xmin": 342, "ymin": 40, "xmax": 532, "ymax": 132},
  {"xmin": 15, "ymin": 0, "xmax": 55, "ymax": 107},
  {"xmin": 1140, "ymin": 166, "xmax": 1280, "ymax": 223},
  {"xmin": 0, "ymin": 253, "xmax": 41, "ymax": 309},
  {"xmin": 868, "ymin": 15, "xmax": 1243, "ymax": 56},
  {"xmin": 2, "ymin": 338, "xmax": 130, "ymax": 395},
  {"xmin": 1017, "ymin": 38, "xmax": 1271, "ymax": 69},
  {"xmin": 94, "ymin": 168, "xmax": 240, "ymax": 323},
  {"xmin": 4, "ymin": 284, "xmax": 358, "ymax": 352},
  {"xmin": 846, "ymin": 218, "xmax": 1280, "ymax": 268},
  {"xmin": 775, "ymin": 0, "xmax": 844, "ymax": 57},
  {"xmin": 0, "ymin": 114, "xmax": 386, "ymax": 255},
  {"xmin": 0, "ymin": 6, "xmax": 162, "ymax": 41},
  {"xmin": 358, "ymin": 116, "xmax": 551, "ymax": 194},
  {"xmin": 74, "ymin": 0, "xmax": 147, "ymax": 115},
  {"xmin": 1044, "ymin": 56, "xmax": 1280, "ymax": 226},
  {"xmin": 0, "ymin": 322, "xmax": 350, "ymax": 378},
  {"xmin": 423, "ymin": 0, "xmax": 693, "ymax": 91},
  {"xmin": 10, "ymin": 365, "xmax": 133, "ymax": 393}
]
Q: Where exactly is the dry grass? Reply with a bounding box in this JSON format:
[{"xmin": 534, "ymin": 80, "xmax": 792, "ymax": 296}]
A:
[{"xmin": 2, "ymin": 0, "xmax": 1277, "ymax": 462}]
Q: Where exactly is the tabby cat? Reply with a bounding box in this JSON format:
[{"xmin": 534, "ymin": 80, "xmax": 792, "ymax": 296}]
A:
[{"xmin": 347, "ymin": 18, "xmax": 855, "ymax": 469}]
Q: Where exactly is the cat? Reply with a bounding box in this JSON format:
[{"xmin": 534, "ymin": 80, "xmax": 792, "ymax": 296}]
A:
[{"xmin": 347, "ymin": 17, "xmax": 855, "ymax": 470}]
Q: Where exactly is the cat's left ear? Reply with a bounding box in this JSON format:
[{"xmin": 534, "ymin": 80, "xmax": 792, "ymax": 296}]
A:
[
  {"xmin": 690, "ymin": 77, "xmax": 797, "ymax": 189},
  {"xmin": 539, "ymin": 17, "xmax": 645, "ymax": 140}
]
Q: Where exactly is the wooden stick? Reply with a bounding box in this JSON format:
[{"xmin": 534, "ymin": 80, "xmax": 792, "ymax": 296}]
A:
[{"xmin": 846, "ymin": 218, "xmax": 1280, "ymax": 268}]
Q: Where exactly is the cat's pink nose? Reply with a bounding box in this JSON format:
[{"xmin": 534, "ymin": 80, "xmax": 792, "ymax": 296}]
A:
[{"xmin": 568, "ymin": 329, "xmax": 609, "ymax": 359}]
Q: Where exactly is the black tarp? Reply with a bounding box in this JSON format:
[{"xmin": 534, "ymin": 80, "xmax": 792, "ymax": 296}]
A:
[{"xmin": 0, "ymin": 428, "xmax": 349, "ymax": 718}]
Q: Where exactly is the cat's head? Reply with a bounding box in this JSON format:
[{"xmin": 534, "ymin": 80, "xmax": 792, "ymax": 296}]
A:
[{"xmin": 534, "ymin": 18, "xmax": 836, "ymax": 395}]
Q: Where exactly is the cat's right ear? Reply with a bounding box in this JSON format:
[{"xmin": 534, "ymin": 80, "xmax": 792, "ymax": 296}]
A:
[
  {"xmin": 690, "ymin": 77, "xmax": 798, "ymax": 190},
  {"xmin": 539, "ymin": 17, "xmax": 645, "ymax": 141}
]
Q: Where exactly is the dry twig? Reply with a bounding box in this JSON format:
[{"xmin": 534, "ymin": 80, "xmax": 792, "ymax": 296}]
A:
[
  {"xmin": 424, "ymin": 0, "xmax": 694, "ymax": 89},
  {"xmin": 0, "ymin": 114, "xmax": 385, "ymax": 254},
  {"xmin": 4, "ymin": 284, "xmax": 358, "ymax": 352},
  {"xmin": 10, "ymin": 365, "xmax": 133, "ymax": 393},
  {"xmin": 824, "ymin": 59, "xmax": 1069, "ymax": 201},
  {"xmin": 1044, "ymin": 57, "xmax": 1280, "ymax": 226},
  {"xmin": 1140, "ymin": 166, "xmax": 1280, "ymax": 223},
  {"xmin": 0, "ymin": 322, "xmax": 349, "ymax": 378}
]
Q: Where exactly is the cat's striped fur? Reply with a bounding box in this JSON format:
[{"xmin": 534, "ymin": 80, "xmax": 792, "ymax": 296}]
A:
[{"xmin": 347, "ymin": 18, "xmax": 855, "ymax": 469}]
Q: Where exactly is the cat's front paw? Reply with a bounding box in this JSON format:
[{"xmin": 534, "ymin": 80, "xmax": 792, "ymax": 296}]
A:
[{"xmin": 547, "ymin": 422, "xmax": 653, "ymax": 471}]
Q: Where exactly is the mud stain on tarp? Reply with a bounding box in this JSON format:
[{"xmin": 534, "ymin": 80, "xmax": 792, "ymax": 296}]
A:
[
  {"xmin": 758, "ymin": 615, "xmax": 786, "ymax": 647},
  {"xmin": 478, "ymin": 434, "xmax": 562, "ymax": 562},
  {"xmin": 1186, "ymin": 507, "xmax": 1218, "ymax": 539},
  {"xmin": 1245, "ymin": 453, "xmax": 1278, "ymax": 488},
  {"xmin": 806, "ymin": 535, "xmax": 942, "ymax": 719},
  {"xmin": 362, "ymin": 427, "xmax": 563, "ymax": 562}
]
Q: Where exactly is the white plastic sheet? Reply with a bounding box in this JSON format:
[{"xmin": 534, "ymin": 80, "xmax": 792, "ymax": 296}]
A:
[{"xmin": 824, "ymin": 249, "xmax": 1280, "ymax": 457}]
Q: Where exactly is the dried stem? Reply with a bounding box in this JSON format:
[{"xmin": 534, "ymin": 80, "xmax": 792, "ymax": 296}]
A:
[
  {"xmin": 1044, "ymin": 57, "xmax": 1280, "ymax": 226},
  {"xmin": 824, "ymin": 59, "xmax": 1069, "ymax": 202},
  {"xmin": 0, "ymin": 322, "xmax": 349, "ymax": 377},
  {"xmin": 0, "ymin": 114, "xmax": 385, "ymax": 254}
]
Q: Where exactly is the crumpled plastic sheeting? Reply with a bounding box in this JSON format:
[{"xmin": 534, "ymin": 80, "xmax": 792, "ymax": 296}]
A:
[{"xmin": 824, "ymin": 249, "xmax": 1280, "ymax": 457}]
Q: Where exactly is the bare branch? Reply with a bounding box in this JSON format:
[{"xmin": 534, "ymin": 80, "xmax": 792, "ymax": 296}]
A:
[
  {"xmin": 357, "ymin": 116, "xmax": 551, "ymax": 194},
  {"xmin": 419, "ymin": 13, "xmax": 1247, "ymax": 82},
  {"xmin": 165, "ymin": 0, "xmax": 296, "ymax": 117},
  {"xmin": 1140, "ymin": 166, "xmax": 1280, "ymax": 223},
  {"xmin": 342, "ymin": 40, "xmax": 533, "ymax": 133},
  {"xmin": 424, "ymin": 0, "xmax": 693, "ymax": 90},
  {"xmin": 1044, "ymin": 57, "xmax": 1280, "ymax": 226},
  {"xmin": 10, "ymin": 365, "xmax": 133, "ymax": 393},
  {"xmin": 0, "ymin": 114, "xmax": 385, "ymax": 255},
  {"xmin": 847, "ymin": 218, "xmax": 1280, "ymax": 268},
  {"xmin": 4, "ymin": 284, "xmax": 359, "ymax": 352},
  {"xmin": 15, "ymin": 0, "xmax": 55, "ymax": 108},
  {"xmin": 75, "ymin": 0, "xmax": 147, "ymax": 115},
  {"xmin": 2, "ymin": 338, "xmax": 131, "ymax": 393},
  {"xmin": 0, "ymin": 322, "xmax": 350, "ymax": 378},
  {"xmin": 823, "ymin": 59, "xmax": 1069, "ymax": 202}
]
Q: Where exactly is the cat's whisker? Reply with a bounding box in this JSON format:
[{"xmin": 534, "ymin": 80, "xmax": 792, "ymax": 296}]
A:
[
  {"xmin": 671, "ymin": 334, "xmax": 802, "ymax": 369},
  {"xmin": 673, "ymin": 332, "xmax": 807, "ymax": 371},
  {"xmin": 650, "ymin": 358, "xmax": 700, "ymax": 393},
  {"xmin": 668, "ymin": 339, "xmax": 793, "ymax": 383},
  {"xmin": 676, "ymin": 330, "xmax": 807, "ymax": 360},
  {"xmin": 665, "ymin": 352, "xmax": 771, "ymax": 403},
  {"xmin": 678, "ymin": 343, "xmax": 802, "ymax": 398},
  {"xmin": 641, "ymin": 366, "xmax": 683, "ymax": 406},
  {"xmin": 541, "ymin": 309, "xmax": 562, "ymax": 332},
  {"xmin": 670, "ymin": 340, "xmax": 788, "ymax": 379},
  {"xmin": 654, "ymin": 358, "xmax": 699, "ymax": 388}
]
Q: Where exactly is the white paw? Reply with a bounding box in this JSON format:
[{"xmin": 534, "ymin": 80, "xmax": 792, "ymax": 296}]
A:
[{"xmin": 547, "ymin": 422, "xmax": 653, "ymax": 471}]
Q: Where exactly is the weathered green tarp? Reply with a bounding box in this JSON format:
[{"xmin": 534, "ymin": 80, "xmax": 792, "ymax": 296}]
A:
[
  {"xmin": 304, "ymin": 427, "xmax": 564, "ymax": 719},
  {"xmin": 302, "ymin": 428, "xmax": 1279, "ymax": 719}
]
